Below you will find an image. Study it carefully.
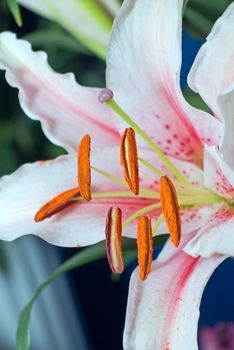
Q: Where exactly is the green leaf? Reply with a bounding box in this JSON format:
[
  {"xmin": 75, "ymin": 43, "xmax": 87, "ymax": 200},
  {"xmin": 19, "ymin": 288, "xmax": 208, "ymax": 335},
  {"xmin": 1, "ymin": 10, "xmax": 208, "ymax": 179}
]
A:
[
  {"xmin": 24, "ymin": 28, "xmax": 89, "ymax": 55},
  {"xmin": 6, "ymin": 0, "xmax": 22, "ymax": 26},
  {"xmin": 16, "ymin": 241, "xmax": 107, "ymax": 350},
  {"xmin": 184, "ymin": 6, "xmax": 214, "ymax": 36},
  {"xmin": 183, "ymin": 88, "xmax": 211, "ymax": 113},
  {"xmin": 183, "ymin": 0, "xmax": 190, "ymax": 12},
  {"xmin": 0, "ymin": 241, "xmax": 8, "ymax": 272},
  {"xmin": 16, "ymin": 236, "xmax": 139, "ymax": 350}
]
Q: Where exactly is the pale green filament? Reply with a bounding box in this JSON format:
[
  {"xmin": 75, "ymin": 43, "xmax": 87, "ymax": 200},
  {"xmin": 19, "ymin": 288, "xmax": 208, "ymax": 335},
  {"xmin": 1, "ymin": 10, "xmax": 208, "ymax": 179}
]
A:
[
  {"xmin": 152, "ymin": 213, "xmax": 164, "ymax": 236},
  {"xmin": 106, "ymin": 99, "xmax": 189, "ymax": 185},
  {"xmin": 91, "ymin": 166, "xmax": 158, "ymax": 197},
  {"xmin": 92, "ymin": 166, "xmax": 126, "ymax": 186},
  {"xmin": 123, "ymin": 203, "xmax": 161, "ymax": 227},
  {"xmin": 138, "ymin": 157, "xmax": 164, "ymax": 177}
]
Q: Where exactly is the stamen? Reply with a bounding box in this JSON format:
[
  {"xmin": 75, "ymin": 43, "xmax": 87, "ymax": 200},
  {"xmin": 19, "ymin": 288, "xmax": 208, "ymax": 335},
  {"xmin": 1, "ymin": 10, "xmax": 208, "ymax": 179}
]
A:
[
  {"xmin": 34, "ymin": 187, "xmax": 80, "ymax": 222},
  {"xmin": 78, "ymin": 135, "xmax": 91, "ymax": 201},
  {"xmin": 159, "ymin": 175, "xmax": 181, "ymax": 247},
  {"xmin": 137, "ymin": 216, "xmax": 153, "ymax": 281},
  {"xmin": 105, "ymin": 207, "xmax": 124, "ymax": 274},
  {"xmin": 120, "ymin": 128, "xmax": 139, "ymax": 195}
]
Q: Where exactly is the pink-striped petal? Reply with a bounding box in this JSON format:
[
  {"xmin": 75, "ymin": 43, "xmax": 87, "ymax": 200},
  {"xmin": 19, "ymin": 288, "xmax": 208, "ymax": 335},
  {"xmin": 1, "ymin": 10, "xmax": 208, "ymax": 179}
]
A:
[
  {"xmin": 0, "ymin": 32, "xmax": 120, "ymax": 152},
  {"xmin": 124, "ymin": 239, "xmax": 225, "ymax": 350},
  {"xmin": 188, "ymin": 2, "xmax": 234, "ymax": 122},
  {"xmin": 106, "ymin": 0, "xmax": 221, "ymax": 166},
  {"xmin": 0, "ymin": 147, "xmax": 151, "ymax": 247}
]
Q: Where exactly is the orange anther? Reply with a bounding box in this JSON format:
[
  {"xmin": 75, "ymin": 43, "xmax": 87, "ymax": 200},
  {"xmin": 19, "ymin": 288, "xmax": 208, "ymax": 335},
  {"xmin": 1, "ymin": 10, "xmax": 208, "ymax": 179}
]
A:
[
  {"xmin": 159, "ymin": 175, "xmax": 181, "ymax": 247},
  {"xmin": 105, "ymin": 207, "xmax": 124, "ymax": 274},
  {"xmin": 34, "ymin": 187, "xmax": 80, "ymax": 222},
  {"xmin": 120, "ymin": 128, "xmax": 139, "ymax": 195},
  {"xmin": 78, "ymin": 135, "xmax": 91, "ymax": 201},
  {"xmin": 137, "ymin": 216, "xmax": 153, "ymax": 281}
]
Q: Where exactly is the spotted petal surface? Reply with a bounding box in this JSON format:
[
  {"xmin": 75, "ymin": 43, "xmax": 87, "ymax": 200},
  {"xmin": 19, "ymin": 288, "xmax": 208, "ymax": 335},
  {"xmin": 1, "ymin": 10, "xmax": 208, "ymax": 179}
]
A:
[{"xmin": 107, "ymin": 0, "xmax": 221, "ymax": 166}]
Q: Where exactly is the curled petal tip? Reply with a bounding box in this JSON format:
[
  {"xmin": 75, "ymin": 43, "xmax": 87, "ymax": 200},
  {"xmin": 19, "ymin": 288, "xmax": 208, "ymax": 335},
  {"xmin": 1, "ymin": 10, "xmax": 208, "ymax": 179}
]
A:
[{"xmin": 98, "ymin": 88, "xmax": 114, "ymax": 103}]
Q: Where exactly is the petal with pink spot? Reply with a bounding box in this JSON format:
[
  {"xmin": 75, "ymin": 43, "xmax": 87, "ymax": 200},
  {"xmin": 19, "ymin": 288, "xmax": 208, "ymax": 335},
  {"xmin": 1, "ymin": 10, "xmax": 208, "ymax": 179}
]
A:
[
  {"xmin": 204, "ymin": 146, "xmax": 234, "ymax": 199},
  {"xmin": 107, "ymin": 0, "xmax": 221, "ymax": 166},
  {"xmin": 184, "ymin": 206, "xmax": 234, "ymax": 257}
]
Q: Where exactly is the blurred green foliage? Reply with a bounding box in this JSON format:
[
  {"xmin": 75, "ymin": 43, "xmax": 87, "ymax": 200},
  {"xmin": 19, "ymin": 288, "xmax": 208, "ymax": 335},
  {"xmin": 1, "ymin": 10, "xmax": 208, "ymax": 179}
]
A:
[
  {"xmin": 184, "ymin": 0, "xmax": 233, "ymax": 37},
  {"xmin": 6, "ymin": 0, "xmax": 22, "ymax": 26}
]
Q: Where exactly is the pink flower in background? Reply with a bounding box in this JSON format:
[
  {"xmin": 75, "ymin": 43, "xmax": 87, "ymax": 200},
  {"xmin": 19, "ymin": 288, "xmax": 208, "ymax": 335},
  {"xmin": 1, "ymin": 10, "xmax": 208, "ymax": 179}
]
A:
[
  {"xmin": 0, "ymin": 0, "xmax": 234, "ymax": 349},
  {"xmin": 199, "ymin": 323, "xmax": 234, "ymax": 350}
]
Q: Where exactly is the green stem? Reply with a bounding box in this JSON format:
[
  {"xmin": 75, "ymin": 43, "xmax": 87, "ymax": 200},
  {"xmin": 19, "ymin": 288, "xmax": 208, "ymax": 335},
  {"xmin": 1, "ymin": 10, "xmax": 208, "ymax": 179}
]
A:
[{"xmin": 152, "ymin": 213, "xmax": 164, "ymax": 236}]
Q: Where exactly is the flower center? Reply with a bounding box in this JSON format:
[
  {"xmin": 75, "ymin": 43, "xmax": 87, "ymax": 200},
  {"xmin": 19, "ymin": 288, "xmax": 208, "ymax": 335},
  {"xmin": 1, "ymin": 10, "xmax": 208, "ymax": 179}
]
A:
[{"xmin": 34, "ymin": 89, "xmax": 225, "ymax": 280}]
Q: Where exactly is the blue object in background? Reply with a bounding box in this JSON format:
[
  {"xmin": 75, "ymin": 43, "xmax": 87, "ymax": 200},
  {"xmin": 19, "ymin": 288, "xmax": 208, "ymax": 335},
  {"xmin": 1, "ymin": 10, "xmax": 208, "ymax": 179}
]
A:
[{"xmin": 181, "ymin": 30, "xmax": 203, "ymax": 88}]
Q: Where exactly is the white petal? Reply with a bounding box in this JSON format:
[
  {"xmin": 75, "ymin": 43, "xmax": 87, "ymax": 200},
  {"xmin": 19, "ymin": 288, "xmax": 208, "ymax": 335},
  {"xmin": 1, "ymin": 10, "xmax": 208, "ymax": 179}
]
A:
[
  {"xmin": 188, "ymin": 2, "xmax": 234, "ymax": 121},
  {"xmin": 107, "ymin": 0, "xmax": 221, "ymax": 166},
  {"xmin": 218, "ymin": 84, "xmax": 234, "ymax": 168},
  {"xmin": 0, "ymin": 147, "xmax": 148, "ymax": 247},
  {"xmin": 184, "ymin": 206, "xmax": 234, "ymax": 257},
  {"xmin": 0, "ymin": 32, "xmax": 120, "ymax": 152},
  {"xmin": 124, "ymin": 240, "xmax": 225, "ymax": 350}
]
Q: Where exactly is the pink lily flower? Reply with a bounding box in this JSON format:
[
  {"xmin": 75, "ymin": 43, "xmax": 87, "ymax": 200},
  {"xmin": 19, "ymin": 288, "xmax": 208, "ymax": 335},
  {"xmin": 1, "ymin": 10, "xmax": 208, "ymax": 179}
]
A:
[
  {"xmin": 199, "ymin": 323, "xmax": 234, "ymax": 350},
  {"xmin": 0, "ymin": 0, "xmax": 233, "ymax": 349}
]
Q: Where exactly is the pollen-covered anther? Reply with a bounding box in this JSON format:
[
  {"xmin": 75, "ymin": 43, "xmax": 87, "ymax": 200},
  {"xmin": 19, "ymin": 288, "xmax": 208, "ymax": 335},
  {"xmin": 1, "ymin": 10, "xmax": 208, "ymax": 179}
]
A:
[
  {"xmin": 137, "ymin": 216, "xmax": 153, "ymax": 281},
  {"xmin": 105, "ymin": 207, "xmax": 124, "ymax": 274},
  {"xmin": 78, "ymin": 135, "xmax": 91, "ymax": 201},
  {"xmin": 159, "ymin": 175, "xmax": 181, "ymax": 247},
  {"xmin": 120, "ymin": 128, "xmax": 139, "ymax": 195},
  {"xmin": 34, "ymin": 187, "xmax": 80, "ymax": 222}
]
